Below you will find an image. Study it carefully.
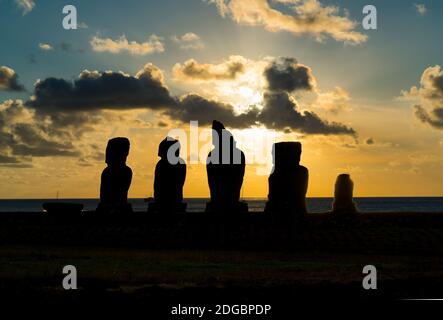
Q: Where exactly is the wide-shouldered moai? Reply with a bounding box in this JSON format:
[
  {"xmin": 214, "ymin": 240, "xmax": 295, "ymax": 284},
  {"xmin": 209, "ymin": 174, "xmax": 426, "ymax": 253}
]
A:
[
  {"xmin": 206, "ymin": 120, "xmax": 248, "ymax": 213},
  {"xmin": 332, "ymin": 174, "xmax": 357, "ymax": 214},
  {"xmin": 265, "ymin": 142, "xmax": 308, "ymax": 219},
  {"xmin": 148, "ymin": 137, "xmax": 187, "ymax": 213},
  {"xmin": 97, "ymin": 137, "xmax": 133, "ymax": 214}
]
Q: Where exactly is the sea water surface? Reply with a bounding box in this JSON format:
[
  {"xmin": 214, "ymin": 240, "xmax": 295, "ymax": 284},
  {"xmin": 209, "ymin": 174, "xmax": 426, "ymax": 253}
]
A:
[{"xmin": 0, "ymin": 197, "xmax": 443, "ymax": 213}]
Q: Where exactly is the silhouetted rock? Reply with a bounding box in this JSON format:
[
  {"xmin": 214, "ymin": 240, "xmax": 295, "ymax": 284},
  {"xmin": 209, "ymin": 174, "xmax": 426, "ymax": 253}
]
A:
[
  {"xmin": 332, "ymin": 174, "xmax": 357, "ymax": 214},
  {"xmin": 265, "ymin": 142, "xmax": 308, "ymax": 220},
  {"xmin": 148, "ymin": 137, "xmax": 187, "ymax": 214},
  {"xmin": 206, "ymin": 120, "xmax": 248, "ymax": 213},
  {"xmin": 97, "ymin": 137, "xmax": 133, "ymax": 214},
  {"xmin": 42, "ymin": 202, "xmax": 83, "ymax": 215}
]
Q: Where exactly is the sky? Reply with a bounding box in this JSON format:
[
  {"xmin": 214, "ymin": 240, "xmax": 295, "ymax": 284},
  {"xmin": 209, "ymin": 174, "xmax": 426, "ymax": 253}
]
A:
[{"xmin": 1, "ymin": 0, "xmax": 443, "ymax": 199}]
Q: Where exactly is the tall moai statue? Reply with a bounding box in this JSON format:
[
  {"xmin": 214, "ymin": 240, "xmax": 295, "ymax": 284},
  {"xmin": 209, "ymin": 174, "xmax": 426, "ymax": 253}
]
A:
[
  {"xmin": 206, "ymin": 120, "xmax": 248, "ymax": 213},
  {"xmin": 148, "ymin": 137, "xmax": 187, "ymax": 213},
  {"xmin": 332, "ymin": 174, "xmax": 357, "ymax": 214},
  {"xmin": 265, "ymin": 142, "xmax": 308, "ymax": 220},
  {"xmin": 96, "ymin": 137, "xmax": 133, "ymax": 214}
]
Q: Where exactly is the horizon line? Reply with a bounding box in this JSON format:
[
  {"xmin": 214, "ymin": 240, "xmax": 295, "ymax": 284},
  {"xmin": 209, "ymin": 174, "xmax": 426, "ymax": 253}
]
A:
[{"xmin": 2, "ymin": 196, "xmax": 443, "ymax": 201}]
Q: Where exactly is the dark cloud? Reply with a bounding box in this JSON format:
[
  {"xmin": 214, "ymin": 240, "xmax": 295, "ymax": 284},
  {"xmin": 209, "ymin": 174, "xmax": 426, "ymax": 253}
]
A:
[
  {"xmin": 169, "ymin": 57, "xmax": 353, "ymax": 135},
  {"xmin": 0, "ymin": 66, "xmax": 25, "ymax": 91},
  {"xmin": 264, "ymin": 57, "xmax": 315, "ymax": 92},
  {"xmin": 417, "ymin": 66, "xmax": 443, "ymax": 102},
  {"xmin": 0, "ymin": 154, "xmax": 20, "ymax": 164},
  {"xmin": 170, "ymin": 92, "xmax": 355, "ymax": 136},
  {"xmin": 169, "ymin": 94, "xmax": 258, "ymax": 128},
  {"xmin": 157, "ymin": 121, "xmax": 169, "ymax": 127},
  {"xmin": 11, "ymin": 123, "xmax": 78, "ymax": 157},
  {"xmin": 27, "ymin": 63, "xmax": 176, "ymax": 113},
  {"xmin": 406, "ymin": 66, "xmax": 443, "ymax": 130},
  {"xmin": 0, "ymin": 100, "xmax": 79, "ymax": 166},
  {"xmin": 255, "ymin": 57, "xmax": 354, "ymax": 135},
  {"xmin": 415, "ymin": 105, "xmax": 443, "ymax": 129},
  {"xmin": 404, "ymin": 66, "xmax": 443, "ymax": 103},
  {"xmin": 258, "ymin": 92, "xmax": 355, "ymax": 135},
  {"xmin": 366, "ymin": 138, "xmax": 375, "ymax": 145},
  {"xmin": 0, "ymin": 58, "xmax": 356, "ymax": 167},
  {"xmin": 23, "ymin": 60, "xmax": 355, "ymax": 139}
]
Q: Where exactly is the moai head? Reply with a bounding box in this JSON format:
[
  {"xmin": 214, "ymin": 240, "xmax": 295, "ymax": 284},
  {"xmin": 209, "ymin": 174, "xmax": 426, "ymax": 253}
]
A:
[
  {"xmin": 212, "ymin": 120, "xmax": 225, "ymax": 148},
  {"xmin": 212, "ymin": 120, "xmax": 236, "ymax": 152},
  {"xmin": 105, "ymin": 137, "xmax": 130, "ymax": 167},
  {"xmin": 335, "ymin": 174, "xmax": 354, "ymax": 199},
  {"xmin": 158, "ymin": 137, "xmax": 180, "ymax": 160},
  {"xmin": 272, "ymin": 142, "xmax": 302, "ymax": 169}
]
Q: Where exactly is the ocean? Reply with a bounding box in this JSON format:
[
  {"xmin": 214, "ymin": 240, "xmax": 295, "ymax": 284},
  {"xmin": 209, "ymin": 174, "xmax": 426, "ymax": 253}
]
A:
[{"xmin": 0, "ymin": 197, "xmax": 443, "ymax": 213}]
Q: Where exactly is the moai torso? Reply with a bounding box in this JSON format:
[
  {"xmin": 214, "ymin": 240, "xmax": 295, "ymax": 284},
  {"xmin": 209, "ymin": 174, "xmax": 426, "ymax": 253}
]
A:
[
  {"xmin": 98, "ymin": 137, "xmax": 132, "ymax": 213},
  {"xmin": 151, "ymin": 137, "xmax": 187, "ymax": 213},
  {"xmin": 100, "ymin": 165, "xmax": 132, "ymax": 205},
  {"xmin": 206, "ymin": 120, "xmax": 246, "ymax": 210},
  {"xmin": 267, "ymin": 142, "xmax": 308, "ymax": 215}
]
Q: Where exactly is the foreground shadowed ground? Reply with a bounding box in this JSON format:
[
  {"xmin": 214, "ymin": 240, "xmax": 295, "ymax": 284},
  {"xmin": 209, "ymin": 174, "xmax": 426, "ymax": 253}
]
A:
[{"xmin": 1, "ymin": 211, "xmax": 443, "ymax": 311}]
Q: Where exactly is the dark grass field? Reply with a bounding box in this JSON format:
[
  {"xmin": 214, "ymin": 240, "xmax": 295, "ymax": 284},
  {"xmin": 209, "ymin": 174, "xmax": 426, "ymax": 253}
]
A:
[{"xmin": 1, "ymin": 211, "xmax": 443, "ymax": 313}]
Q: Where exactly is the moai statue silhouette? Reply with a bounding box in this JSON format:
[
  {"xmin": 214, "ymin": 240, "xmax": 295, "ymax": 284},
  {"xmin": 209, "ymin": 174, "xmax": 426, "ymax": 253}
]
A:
[
  {"xmin": 148, "ymin": 137, "xmax": 187, "ymax": 213},
  {"xmin": 332, "ymin": 174, "xmax": 357, "ymax": 214},
  {"xmin": 265, "ymin": 142, "xmax": 308, "ymax": 221},
  {"xmin": 97, "ymin": 137, "xmax": 133, "ymax": 214},
  {"xmin": 206, "ymin": 120, "xmax": 248, "ymax": 214}
]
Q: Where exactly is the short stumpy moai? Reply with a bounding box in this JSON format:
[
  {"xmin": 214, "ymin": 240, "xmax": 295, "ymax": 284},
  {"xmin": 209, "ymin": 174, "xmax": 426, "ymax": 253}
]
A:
[
  {"xmin": 206, "ymin": 120, "xmax": 248, "ymax": 213},
  {"xmin": 148, "ymin": 137, "xmax": 187, "ymax": 213},
  {"xmin": 332, "ymin": 174, "xmax": 357, "ymax": 214},
  {"xmin": 97, "ymin": 137, "xmax": 133, "ymax": 214},
  {"xmin": 265, "ymin": 142, "xmax": 308, "ymax": 220}
]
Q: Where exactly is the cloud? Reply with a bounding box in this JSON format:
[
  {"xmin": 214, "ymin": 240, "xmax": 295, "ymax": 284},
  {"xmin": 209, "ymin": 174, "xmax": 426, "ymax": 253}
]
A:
[
  {"xmin": 175, "ymin": 57, "xmax": 355, "ymax": 135},
  {"xmin": 257, "ymin": 91, "xmax": 356, "ymax": 135},
  {"xmin": 24, "ymin": 60, "xmax": 355, "ymax": 137},
  {"xmin": 90, "ymin": 34, "xmax": 165, "ymax": 55},
  {"xmin": 0, "ymin": 66, "xmax": 25, "ymax": 91},
  {"xmin": 366, "ymin": 137, "xmax": 374, "ymax": 145},
  {"xmin": 403, "ymin": 66, "xmax": 443, "ymax": 130},
  {"xmin": 157, "ymin": 121, "xmax": 169, "ymax": 128},
  {"xmin": 169, "ymin": 93, "xmax": 258, "ymax": 128},
  {"xmin": 259, "ymin": 57, "xmax": 354, "ymax": 134},
  {"xmin": 0, "ymin": 100, "xmax": 79, "ymax": 165},
  {"xmin": 172, "ymin": 32, "xmax": 205, "ymax": 50},
  {"xmin": 27, "ymin": 63, "xmax": 176, "ymax": 112},
  {"xmin": 414, "ymin": 105, "xmax": 443, "ymax": 129},
  {"xmin": 264, "ymin": 57, "xmax": 316, "ymax": 92},
  {"xmin": 315, "ymin": 86, "xmax": 350, "ymax": 113},
  {"xmin": 15, "ymin": 0, "xmax": 35, "ymax": 15},
  {"xmin": 0, "ymin": 154, "xmax": 21, "ymax": 164},
  {"xmin": 171, "ymin": 89, "xmax": 355, "ymax": 136},
  {"xmin": 39, "ymin": 43, "xmax": 53, "ymax": 51},
  {"xmin": 207, "ymin": 0, "xmax": 230, "ymax": 17},
  {"xmin": 173, "ymin": 55, "xmax": 246, "ymax": 82},
  {"xmin": 403, "ymin": 65, "xmax": 443, "ymax": 104},
  {"xmin": 415, "ymin": 3, "xmax": 427, "ymax": 16},
  {"xmin": 206, "ymin": 0, "xmax": 367, "ymax": 44}
]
